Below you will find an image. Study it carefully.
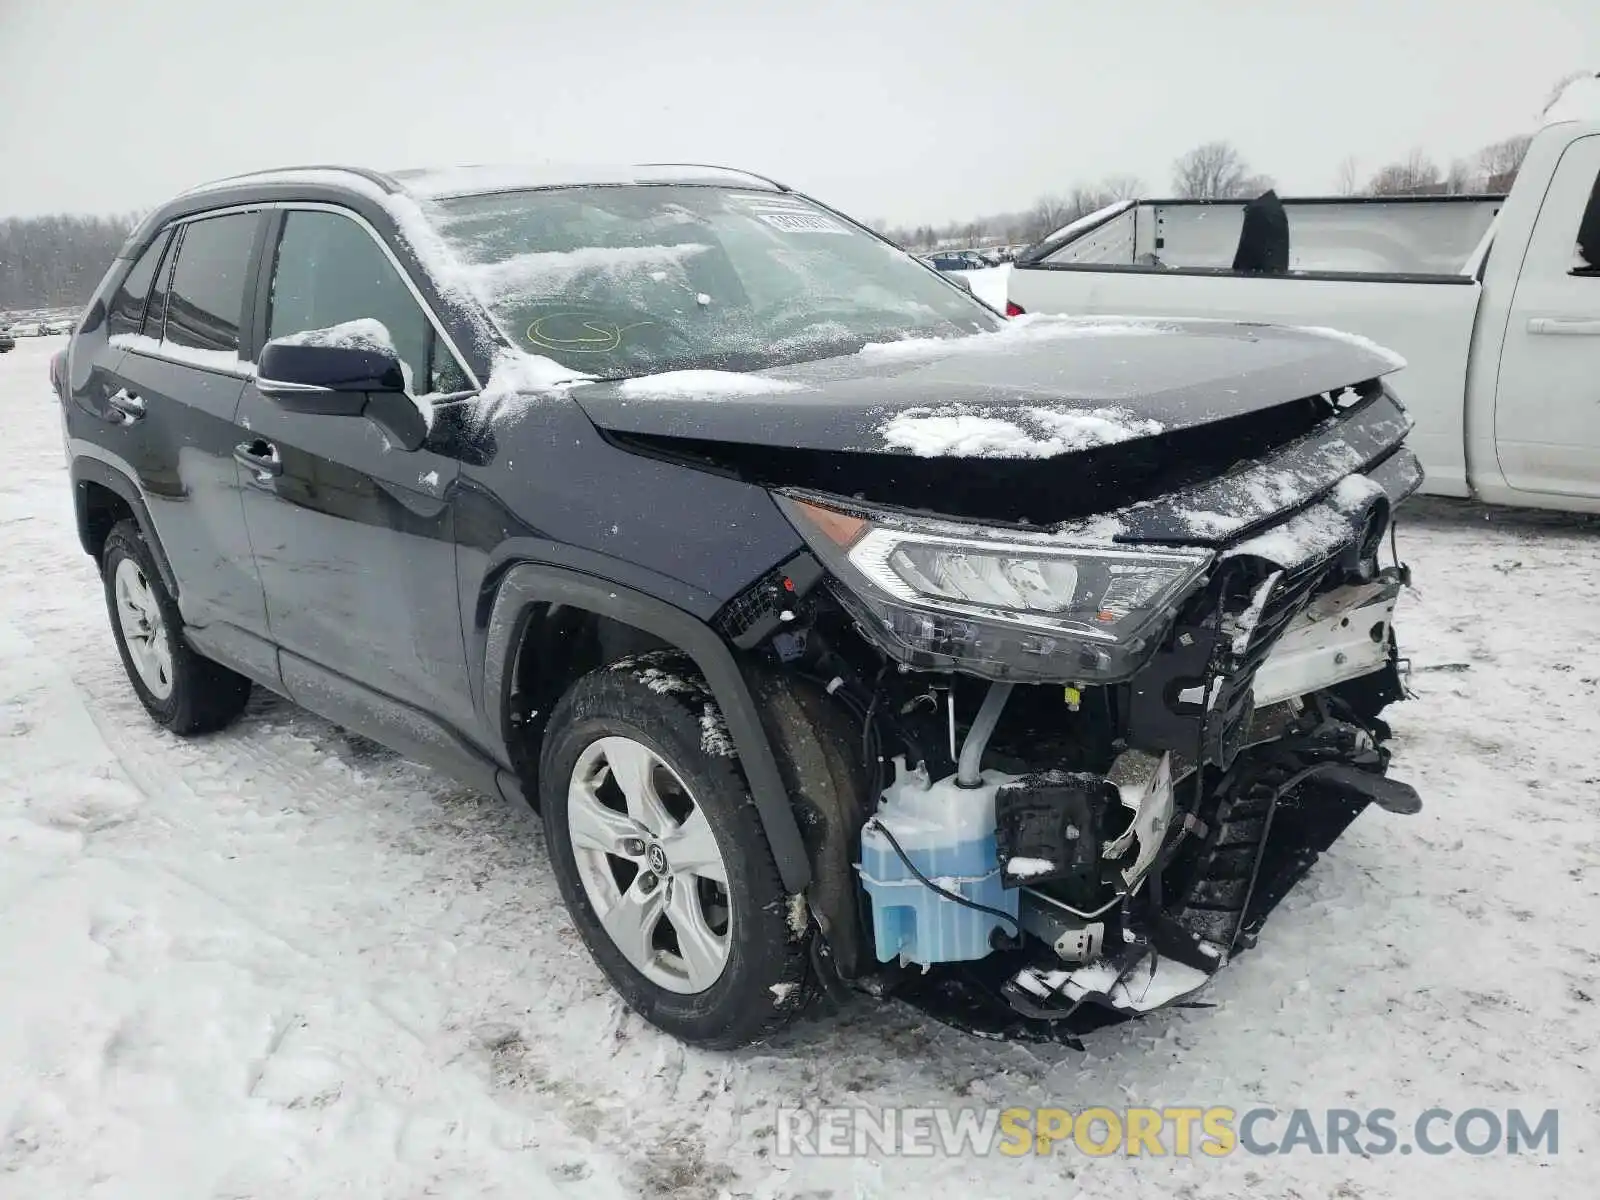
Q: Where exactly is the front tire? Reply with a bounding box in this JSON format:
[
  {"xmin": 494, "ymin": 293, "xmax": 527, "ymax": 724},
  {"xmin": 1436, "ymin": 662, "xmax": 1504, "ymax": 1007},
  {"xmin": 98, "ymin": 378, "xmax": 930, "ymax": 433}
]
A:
[
  {"xmin": 101, "ymin": 520, "xmax": 251, "ymax": 735},
  {"xmin": 538, "ymin": 652, "xmax": 809, "ymax": 1048}
]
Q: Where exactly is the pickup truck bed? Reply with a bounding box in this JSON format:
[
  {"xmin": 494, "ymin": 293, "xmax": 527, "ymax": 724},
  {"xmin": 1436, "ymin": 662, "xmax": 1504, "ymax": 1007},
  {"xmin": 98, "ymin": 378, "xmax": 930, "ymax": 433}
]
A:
[{"xmin": 1009, "ymin": 98, "xmax": 1600, "ymax": 512}]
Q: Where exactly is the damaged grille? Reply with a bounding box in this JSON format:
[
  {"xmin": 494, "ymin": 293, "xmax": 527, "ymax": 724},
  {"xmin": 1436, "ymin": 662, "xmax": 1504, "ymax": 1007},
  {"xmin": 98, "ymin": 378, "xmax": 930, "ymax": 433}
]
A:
[{"xmin": 1127, "ymin": 533, "xmax": 1347, "ymax": 770}]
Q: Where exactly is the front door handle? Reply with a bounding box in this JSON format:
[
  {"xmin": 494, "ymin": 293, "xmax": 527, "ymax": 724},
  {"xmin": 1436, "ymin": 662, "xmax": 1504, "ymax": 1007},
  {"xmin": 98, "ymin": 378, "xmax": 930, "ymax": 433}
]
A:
[
  {"xmin": 1528, "ymin": 317, "xmax": 1600, "ymax": 336},
  {"xmin": 107, "ymin": 387, "xmax": 145, "ymax": 424},
  {"xmin": 234, "ymin": 440, "xmax": 282, "ymax": 480}
]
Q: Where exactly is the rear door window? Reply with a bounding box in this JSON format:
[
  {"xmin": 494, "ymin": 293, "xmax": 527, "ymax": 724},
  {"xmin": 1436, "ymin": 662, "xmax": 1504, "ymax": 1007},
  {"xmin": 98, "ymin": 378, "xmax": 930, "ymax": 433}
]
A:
[
  {"xmin": 106, "ymin": 228, "xmax": 173, "ymax": 339},
  {"xmin": 162, "ymin": 212, "xmax": 261, "ymax": 362},
  {"xmin": 267, "ymin": 209, "xmax": 465, "ymax": 393}
]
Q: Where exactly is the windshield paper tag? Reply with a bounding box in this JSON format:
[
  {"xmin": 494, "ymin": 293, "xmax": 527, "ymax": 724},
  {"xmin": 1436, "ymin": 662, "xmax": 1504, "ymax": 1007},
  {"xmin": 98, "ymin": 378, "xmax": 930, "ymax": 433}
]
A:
[{"xmin": 755, "ymin": 211, "xmax": 850, "ymax": 234}]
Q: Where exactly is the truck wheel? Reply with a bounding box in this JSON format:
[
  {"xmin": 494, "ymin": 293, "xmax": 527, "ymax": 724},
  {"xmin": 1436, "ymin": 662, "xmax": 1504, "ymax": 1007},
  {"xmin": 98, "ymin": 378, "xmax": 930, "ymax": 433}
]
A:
[
  {"xmin": 538, "ymin": 652, "xmax": 809, "ymax": 1048},
  {"xmin": 101, "ymin": 520, "xmax": 251, "ymax": 735}
]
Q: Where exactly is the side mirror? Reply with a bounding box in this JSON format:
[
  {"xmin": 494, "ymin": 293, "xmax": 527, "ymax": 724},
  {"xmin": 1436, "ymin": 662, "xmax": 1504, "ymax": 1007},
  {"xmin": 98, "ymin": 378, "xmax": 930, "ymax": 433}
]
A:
[
  {"xmin": 948, "ymin": 273, "xmax": 975, "ymax": 294},
  {"xmin": 257, "ymin": 337, "xmax": 427, "ymax": 451}
]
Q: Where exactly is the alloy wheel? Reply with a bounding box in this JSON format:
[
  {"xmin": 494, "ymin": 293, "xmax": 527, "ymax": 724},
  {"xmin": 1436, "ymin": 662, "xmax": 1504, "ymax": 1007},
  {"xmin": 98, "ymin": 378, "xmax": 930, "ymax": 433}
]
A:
[
  {"xmin": 113, "ymin": 557, "xmax": 174, "ymax": 700},
  {"xmin": 566, "ymin": 735, "xmax": 733, "ymax": 994}
]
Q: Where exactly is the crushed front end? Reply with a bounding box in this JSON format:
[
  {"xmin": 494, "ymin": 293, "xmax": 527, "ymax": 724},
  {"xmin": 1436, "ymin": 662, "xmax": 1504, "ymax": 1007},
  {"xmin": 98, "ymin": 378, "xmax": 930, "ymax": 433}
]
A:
[{"xmin": 722, "ymin": 379, "xmax": 1425, "ymax": 1037}]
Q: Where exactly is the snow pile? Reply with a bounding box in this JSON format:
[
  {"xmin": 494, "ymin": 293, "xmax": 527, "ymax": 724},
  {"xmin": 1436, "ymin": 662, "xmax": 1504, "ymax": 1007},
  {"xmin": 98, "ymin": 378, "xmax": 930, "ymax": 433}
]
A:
[
  {"xmin": 267, "ymin": 319, "xmax": 442, "ymax": 428},
  {"xmin": 698, "ymin": 704, "xmax": 736, "ymax": 757},
  {"xmin": 272, "ymin": 317, "xmax": 397, "ymax": 355},
  {"xmin": 474, "ymin": 348, "xmax": 592, "ymax": 424},
  {"xmin": 615, "ymin": 370, "xmax": 806, "ymax": 400},
  {"xmin": 1543, "ymin": 71, "xmax": 1600, "ymax": 125},
  {"xmin": 1292, "ymin": 325, "xmax": 1408, "ymax": 370},
  {"xmin": 860, "ymin": 312, "xmax": 1169, "ymax": 363},
  {"xmin": 108, "ymin": 333, "xmax": 245, "ymax": 374},
  {"xmin": 954, "ymin": 264, "xmax": 1011, "ymax": 310},
  {"xmin": 462, "ymin": 243, "xmax": 711, "ymax": 306},
  {"xmin": 1004, "ymin": 856, "xmax": 1056, "ymax": 879},
  {"xmin": 881, "ymin": 404, "xmax": 1162, "ymax": 459},
  {"xmin": 1224, "ymin": 500, "xmax": 1356, "ymax": 567}
]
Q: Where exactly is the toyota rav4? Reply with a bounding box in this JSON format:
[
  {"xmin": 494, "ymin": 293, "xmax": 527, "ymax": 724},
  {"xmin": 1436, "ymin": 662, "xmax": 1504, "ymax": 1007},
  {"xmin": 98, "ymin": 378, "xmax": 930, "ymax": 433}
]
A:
[{"xmin": 58, "ymin": 162, "xmax": 1423, "ymax": 1048}]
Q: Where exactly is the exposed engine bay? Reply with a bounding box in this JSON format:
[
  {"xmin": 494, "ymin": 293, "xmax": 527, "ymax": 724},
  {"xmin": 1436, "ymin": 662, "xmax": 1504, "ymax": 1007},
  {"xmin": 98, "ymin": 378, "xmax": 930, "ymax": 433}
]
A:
[{"xmin": 715, "ymin": 383, "xmax": 1425, "ymax": 1040}]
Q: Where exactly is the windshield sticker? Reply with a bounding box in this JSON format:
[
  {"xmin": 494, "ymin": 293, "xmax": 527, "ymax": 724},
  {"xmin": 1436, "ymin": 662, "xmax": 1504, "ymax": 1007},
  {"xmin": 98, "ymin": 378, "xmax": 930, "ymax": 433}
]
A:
[{"xmin": 755, "ymin": 211, "xmax": 850, "ymax": 234}]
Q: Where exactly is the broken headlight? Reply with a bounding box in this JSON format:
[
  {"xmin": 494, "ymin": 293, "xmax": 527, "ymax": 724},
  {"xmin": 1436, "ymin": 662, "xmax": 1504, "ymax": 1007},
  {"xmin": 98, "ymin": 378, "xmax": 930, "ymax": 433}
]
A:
[{"xmin": 776, "ymin": 492, "xmax": 1213, "ymax": 683}]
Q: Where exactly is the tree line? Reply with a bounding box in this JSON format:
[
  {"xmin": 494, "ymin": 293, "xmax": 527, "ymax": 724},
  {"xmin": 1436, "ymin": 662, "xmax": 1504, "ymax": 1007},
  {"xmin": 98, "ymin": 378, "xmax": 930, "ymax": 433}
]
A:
[
  {"xmin": 880, "ymin": 71, "xmax": 1584, "ymax": 252},
  {"xmin": 0, "ymin": 213, "xmax": 139, "ymax": 312},
  {"xmin": 0, "ymin": 72, "xmax": 1584, "ymax": 306}
]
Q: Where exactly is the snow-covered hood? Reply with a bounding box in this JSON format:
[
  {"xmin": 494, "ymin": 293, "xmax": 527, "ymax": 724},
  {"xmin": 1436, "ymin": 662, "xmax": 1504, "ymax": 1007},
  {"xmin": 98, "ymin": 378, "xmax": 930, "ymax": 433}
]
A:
[{"xmin": 571, "ymin": 316, "xmax": 1403, "ymax": 458}]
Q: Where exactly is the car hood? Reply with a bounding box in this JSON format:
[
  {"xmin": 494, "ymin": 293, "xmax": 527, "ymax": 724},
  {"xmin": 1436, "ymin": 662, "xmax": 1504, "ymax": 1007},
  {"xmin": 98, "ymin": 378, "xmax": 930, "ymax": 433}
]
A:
[{"xmin": 569, "ymin": 316, "xmax": 1402, "ymax": 456}]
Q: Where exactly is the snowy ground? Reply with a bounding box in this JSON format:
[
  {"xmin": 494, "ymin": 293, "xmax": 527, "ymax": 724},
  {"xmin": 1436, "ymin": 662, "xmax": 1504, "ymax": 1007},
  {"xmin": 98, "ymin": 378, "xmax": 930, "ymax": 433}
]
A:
[{"xmin": 2, "ymin": 333, "xmax": 1597, "ymax": 1198}]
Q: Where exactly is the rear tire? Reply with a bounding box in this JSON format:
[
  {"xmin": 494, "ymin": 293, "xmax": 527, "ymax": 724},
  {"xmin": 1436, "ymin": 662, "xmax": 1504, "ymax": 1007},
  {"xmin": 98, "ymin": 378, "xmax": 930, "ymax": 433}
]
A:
[
  {"xmin": 101, "ymin": 520, "xmax": 251, "ymax": 735},
  {"xmin": 538, "ymin": 652, "xmax": 809, "ymax": 1048}
]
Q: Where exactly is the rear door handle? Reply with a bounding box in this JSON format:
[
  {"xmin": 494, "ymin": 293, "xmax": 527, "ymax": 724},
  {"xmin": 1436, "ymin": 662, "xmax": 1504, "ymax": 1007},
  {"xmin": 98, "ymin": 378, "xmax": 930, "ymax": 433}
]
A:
[
  {"xmin": 1527, "ymin": 317, "xmax": 1600, "ymax": 336},
  {"xmin": 234, "ymin": 440, "xmax": 282, "ymax": 480},
  {"xmin": 107, "ymin": 387, "xmax": 145, "ymax": 423}
]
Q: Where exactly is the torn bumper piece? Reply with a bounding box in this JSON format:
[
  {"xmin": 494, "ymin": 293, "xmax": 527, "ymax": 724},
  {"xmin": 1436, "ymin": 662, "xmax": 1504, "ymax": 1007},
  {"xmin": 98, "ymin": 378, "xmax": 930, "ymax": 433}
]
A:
[{"xmin": 1009, "ymin": 952, "xmax": 1213, "ymax": 1017}]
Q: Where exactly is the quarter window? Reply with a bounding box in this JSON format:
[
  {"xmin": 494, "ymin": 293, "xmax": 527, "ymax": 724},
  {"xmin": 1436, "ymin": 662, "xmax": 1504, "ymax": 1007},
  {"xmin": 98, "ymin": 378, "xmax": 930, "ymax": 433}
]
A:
[
  {"xmin": 267, "ymin": 210, "xmax": 464, "ymax": 393},
  {"xmin": 1575, "ymin": 169, "xmax": 1599, "ymax": 272},
  {"xmin": 162, "ymin": 213, "xmax": 261, "ymax": 359},
  {"xmin": 106, "ymin": 229, "xmax": 173, "ymax": 339}
]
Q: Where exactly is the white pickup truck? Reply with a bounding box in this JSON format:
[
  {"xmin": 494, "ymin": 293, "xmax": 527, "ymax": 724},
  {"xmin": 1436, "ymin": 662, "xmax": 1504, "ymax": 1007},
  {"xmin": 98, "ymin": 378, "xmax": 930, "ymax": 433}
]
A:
[{"xmin": 1008, "ymin": 74, "xmax": 1600, "ymax": 512}]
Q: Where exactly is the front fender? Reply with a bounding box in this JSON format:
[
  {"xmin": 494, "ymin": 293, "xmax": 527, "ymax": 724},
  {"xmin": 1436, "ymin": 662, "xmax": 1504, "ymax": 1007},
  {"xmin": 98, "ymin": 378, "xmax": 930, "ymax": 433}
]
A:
[{"xmin": 482, "ymin": 561, "xmax": 813, "ymax": 893}]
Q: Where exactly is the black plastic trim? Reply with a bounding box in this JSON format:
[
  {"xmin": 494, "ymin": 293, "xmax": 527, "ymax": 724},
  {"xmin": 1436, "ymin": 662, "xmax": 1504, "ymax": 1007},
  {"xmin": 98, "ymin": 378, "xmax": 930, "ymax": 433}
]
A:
[
  {"xmin": 1013, "ymin": 260, "xmax": 1479, "ymax": 286},
  {"xmin": 483, "ymin": 561, "xmax": 812, "ymax": 892},
  {"xmin": 70, "ymin": 456, "xmax": 180, "ymax": 596}
]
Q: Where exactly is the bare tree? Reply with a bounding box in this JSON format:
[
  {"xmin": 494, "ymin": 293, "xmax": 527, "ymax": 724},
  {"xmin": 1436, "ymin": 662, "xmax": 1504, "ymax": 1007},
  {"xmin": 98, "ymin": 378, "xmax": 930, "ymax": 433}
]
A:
[
  {"xmin": 1101, "ymin": 173, "xmax": 1146, "ymax": 201},
  {"xmin": 1171, "ymin": 141, "xmax": 1266, "ymax": 199},
  {"xmin": 1335, "ymin": 156, "xmax": 1361, "ymax": 196},
  {"xmin": 1477, "ymin": 134, "xmax": 1532, "ymax": 191},
  {"xmin": 1368, "ymin": 149, "xmax": 1442, "ymax": 195},
  {"xmin": 1444, "ymin": 158, "xmax": 1480, "ymax": 194},
  {"xmin": 1028, "ymin": 194, "xmax": 1077, "ymax": 241},
  {"xmin": 0, "ymin": 213, "xmax": 139, "ymax": 310}
]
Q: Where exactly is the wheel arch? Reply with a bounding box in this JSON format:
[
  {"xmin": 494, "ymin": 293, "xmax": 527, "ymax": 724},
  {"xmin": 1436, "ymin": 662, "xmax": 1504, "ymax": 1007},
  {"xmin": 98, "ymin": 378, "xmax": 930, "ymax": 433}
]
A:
[
  {"xmin": 70, "ymin": 456, "xmax": 179, "ymax": 596},
  {"xmin": 484, "ymin": 562, "xmax": 812, "ymax": 893}
]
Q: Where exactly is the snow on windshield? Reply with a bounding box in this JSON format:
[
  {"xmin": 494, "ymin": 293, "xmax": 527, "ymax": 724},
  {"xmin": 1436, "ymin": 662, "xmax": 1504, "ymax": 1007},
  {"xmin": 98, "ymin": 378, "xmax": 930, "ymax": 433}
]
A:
[
  {"xmin": 422, "ymin": 185, "xmax": 999, "ymax": 381},
  {"xmin": 462, "ymin": 243, "xmax": 713, "ymax": 307}
]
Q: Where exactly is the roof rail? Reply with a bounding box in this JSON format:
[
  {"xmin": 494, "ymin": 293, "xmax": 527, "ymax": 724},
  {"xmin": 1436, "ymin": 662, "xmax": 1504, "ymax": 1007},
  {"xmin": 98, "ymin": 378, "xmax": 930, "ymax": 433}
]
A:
[
  {"xmin": 184, "ymin": 164, "xmax": 401, "ymax": 194},
  {"xmin": 635, "ymin": 162, "xmax": 791, "ymax": 191}
]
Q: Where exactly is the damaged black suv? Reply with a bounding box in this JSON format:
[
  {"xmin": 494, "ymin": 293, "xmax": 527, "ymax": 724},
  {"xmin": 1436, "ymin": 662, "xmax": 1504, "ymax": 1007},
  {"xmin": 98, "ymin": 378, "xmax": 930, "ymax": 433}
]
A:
[{"xmin": 59, "ymin": 163, "xmax": 1422, "ymax": 1048}]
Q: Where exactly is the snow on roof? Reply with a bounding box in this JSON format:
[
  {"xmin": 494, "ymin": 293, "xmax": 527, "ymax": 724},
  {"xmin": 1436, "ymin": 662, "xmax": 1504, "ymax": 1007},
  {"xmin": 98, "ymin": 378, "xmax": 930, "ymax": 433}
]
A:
[
  {"xmin": 1034, "ymin": 200, "xmax": 1136, "ymax": 249},
  {"xmin": 177, "ymin": 162, "xmax": 784, "ymax": 202},
  {"xmin": 389, "ymin": 163, "xmax": 783, "ymax": 200},
  {"xmin": 1543, "ymin": 72, "xmax": 1600, "ymax": 126}
]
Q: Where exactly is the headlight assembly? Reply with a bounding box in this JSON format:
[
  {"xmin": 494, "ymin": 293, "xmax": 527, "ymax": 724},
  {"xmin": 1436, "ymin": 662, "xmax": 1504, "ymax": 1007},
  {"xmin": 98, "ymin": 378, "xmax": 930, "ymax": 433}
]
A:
[{"xmin": 776, "ymin": 491, "xmax": 1213, "ymax": 683}]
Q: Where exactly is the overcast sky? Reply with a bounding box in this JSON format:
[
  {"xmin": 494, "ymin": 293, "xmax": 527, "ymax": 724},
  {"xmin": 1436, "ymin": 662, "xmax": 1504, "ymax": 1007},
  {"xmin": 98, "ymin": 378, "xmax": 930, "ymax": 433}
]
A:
[{"xmin": 0, "ymin": 0, "xmax": 1594, "ymax": 224}]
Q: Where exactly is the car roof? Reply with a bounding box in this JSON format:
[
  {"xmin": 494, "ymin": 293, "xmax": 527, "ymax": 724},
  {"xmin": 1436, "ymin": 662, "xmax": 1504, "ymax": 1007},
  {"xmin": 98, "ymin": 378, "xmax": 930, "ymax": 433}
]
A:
[{"xmin": 178, "ymin": 161, "xmax": 789, "ymax": 202}]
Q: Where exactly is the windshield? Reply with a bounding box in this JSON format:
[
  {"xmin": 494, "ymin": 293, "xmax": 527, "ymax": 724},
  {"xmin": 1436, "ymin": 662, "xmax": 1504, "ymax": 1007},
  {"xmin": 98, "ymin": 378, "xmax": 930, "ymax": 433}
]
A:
[{"xmin": 428, "ymin": 185, "xmax": 1002, "ymax": 378}]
